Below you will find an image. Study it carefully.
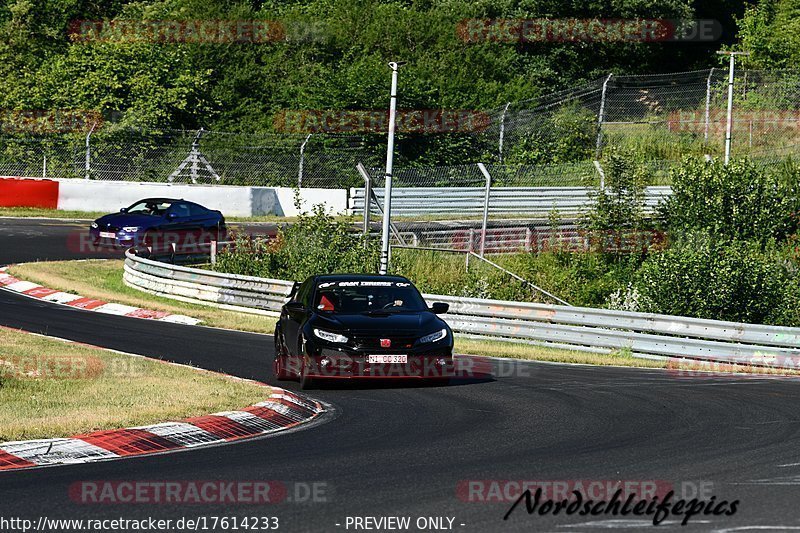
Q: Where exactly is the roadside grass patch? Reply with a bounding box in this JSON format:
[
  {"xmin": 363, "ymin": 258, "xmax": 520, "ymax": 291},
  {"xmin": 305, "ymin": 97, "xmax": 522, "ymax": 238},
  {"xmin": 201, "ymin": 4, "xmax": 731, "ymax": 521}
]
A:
[
  {"xmin": 0, "ymin": 327, "xmax": 269, "ymax": 441},
  {"xmin": 0, "ymin": 207, "xmax": 108, "ymax": 219},
  {"xmin": 9, "ymin": 260, "xmax": 277, "ymax": 333},
  {"xmin": 455, "ymin": 337, "xmax": 667, "ymax": 368}
]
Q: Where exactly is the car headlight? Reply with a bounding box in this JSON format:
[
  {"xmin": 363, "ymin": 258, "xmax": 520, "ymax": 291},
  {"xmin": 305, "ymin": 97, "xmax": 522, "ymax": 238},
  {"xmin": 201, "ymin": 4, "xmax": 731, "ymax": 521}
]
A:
[
  {"xmin": 419, "ymin": 328, "xmax": 448, "ymax": 344},
  {"xmin": 90, "ymin": 222, "xmax": 98, "ymax": 229},
  {"xmin": 122, "ymin": 226, "xmax": 140, "ymax": 233},
  {"xmin": 313, "ymin": 328, "xmax": 348, "ymax": 344}
]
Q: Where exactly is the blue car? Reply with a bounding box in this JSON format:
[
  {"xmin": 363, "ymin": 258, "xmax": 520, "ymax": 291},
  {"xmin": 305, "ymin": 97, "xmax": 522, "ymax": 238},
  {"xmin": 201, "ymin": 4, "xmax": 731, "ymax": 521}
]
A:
[{"xmin": 90, "ymin": 198, "xmax": 226, "ymax": 250}]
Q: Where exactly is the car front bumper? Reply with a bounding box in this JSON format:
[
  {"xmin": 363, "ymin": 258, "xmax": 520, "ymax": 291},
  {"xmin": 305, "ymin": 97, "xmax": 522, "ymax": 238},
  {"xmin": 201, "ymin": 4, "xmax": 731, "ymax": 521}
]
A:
[
  {"xmin": 89, "ymin": 228, "xmax": 141, "ymax": 248},
  {"xmin": 300, "ymin": 346, "xmax": 454, "ymax": 379}
]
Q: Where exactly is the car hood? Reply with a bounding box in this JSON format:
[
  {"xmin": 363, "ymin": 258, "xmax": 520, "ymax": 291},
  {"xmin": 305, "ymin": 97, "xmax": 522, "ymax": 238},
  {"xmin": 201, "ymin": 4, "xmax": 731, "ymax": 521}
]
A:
[
  {"xmin": 94, "ymin": 213, "xmax": 160, "ymax": 228},
  {"xmin": 312, "ymin": 311, "xmax": 445, "ymax": 336}
]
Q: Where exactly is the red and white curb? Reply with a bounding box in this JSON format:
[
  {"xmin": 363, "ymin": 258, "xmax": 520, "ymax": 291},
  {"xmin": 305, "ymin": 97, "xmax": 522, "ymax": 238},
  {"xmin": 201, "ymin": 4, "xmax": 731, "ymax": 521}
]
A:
[
  {"xmin": 0, "ymin": 266, "xmax": 200, "ymax": 325},
  {"xmin": 0, "ymin": 388, "xmax": 323, "ymax": 471}
]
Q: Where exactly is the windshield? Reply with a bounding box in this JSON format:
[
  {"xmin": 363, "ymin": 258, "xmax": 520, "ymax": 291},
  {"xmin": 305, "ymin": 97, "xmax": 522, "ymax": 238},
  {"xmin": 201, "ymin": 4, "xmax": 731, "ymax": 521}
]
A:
[
  {"xmin": 314, "ymin": 280, "xmax": 427, "ymax": 314},
  {"xmin": 126, "ymin": 200, "xmax": 172, "ymax": 216}
]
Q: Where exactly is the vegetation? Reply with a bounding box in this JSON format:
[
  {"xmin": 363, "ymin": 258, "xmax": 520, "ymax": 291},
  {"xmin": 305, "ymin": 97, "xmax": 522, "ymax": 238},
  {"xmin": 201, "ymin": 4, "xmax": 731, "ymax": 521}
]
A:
[
  {"xmin": 216, "ymin": 202, "xmax": 380, "ymax": 281},
  {"xmin": 737, "ymin": 0, "xmax": 800, "ymax": 69},
  {"xmin": 0, "ymin": 326, "xmax": 269, "ymax": 440},
  {"xmin": 0, "ymin": 0, "xmax": 730, "ymax": 132},
  {"xmin": 0, "ymin": 0, "xmax": 750, "ymax": 176},
  {"xmin": 632, "ymin": 158, "xmax": 800, "ymax": 325},
  {"xmin": 209, "ymin": 155, "xmax": 800, "ymax": 328}
]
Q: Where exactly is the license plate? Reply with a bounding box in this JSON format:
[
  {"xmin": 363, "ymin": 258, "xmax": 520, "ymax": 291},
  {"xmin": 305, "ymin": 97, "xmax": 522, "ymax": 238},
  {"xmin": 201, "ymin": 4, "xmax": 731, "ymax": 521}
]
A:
[
  {"xmin": 368, "ymin": 354, "xmax": 407, "ymax": 364},
  {"xmin": 99, "ymin": 231, "xmax": 116, "ymax": 239}
]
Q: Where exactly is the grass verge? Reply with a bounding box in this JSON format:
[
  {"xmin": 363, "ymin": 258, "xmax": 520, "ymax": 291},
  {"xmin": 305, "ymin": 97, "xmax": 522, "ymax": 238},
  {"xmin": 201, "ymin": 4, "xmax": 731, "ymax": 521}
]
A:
[
  {"xmin": 0, "ymin": 207, "xmax": 107, "ymax": 219},
  {"xmin": 455, "ymin": 337, "xmax": 666, "ymax": 368},
  {"xmin": 0, "ymin": 326, "xmax": 270, "ymax": 441},
  {"xmin": 9, "ymin": 260, "xmax": 277, "ymax": 334}
]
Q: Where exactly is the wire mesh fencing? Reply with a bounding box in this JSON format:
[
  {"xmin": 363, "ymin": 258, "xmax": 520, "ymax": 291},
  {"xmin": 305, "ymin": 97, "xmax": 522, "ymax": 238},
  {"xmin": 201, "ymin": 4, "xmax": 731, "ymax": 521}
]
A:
[{"xmin": 1, "ymin": 68, "xmax": 799, "ymax": 187}]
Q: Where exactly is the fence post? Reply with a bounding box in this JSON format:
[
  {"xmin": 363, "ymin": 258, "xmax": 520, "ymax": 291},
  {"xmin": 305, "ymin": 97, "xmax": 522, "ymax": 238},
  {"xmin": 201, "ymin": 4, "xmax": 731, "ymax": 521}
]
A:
[
  {"xmin": 477, "ymin": 163, "xmax": 492, "ymax": 257},
  {"xmin": 595, "ymin": 74, "xmax": 612, "ymax": 159},
  {"xmin": 190, "ymin": 134, "xmax": 199, "ymax": 183},
  {"xmin": 85, "ymin": 121, "xmax": 97, "ymax": 179},
  {"xmin": 466, "ymin": 228, "xmax": 474, "ymax": 270},
  {"xmin": 210, "ymin": 239, "xmax": 217, "ymax": 265},
  {"xmin": 298, "ymin": 133, "xmax": 312, "ymax": 188},
  {"xmin": 704, "ymin": 67, "xmax": 714, "ymax": 144},
  {"xmin": 356, "ymin": 162, "xmax": 372, "ymax": 241},
  {"xmin": 42, "ymin": 154, "xmax": 47, "ymax": 178},
  {"xmin": 593, "ymin": 160, "xmax": 605, "ymax": 189},
  {"xmin": 498, "ymin": 102, "xmax": 511, "ymax": 163},
  {"xmin": 717, "ymin": 51, "xmax": 750, "ymax": 165}
]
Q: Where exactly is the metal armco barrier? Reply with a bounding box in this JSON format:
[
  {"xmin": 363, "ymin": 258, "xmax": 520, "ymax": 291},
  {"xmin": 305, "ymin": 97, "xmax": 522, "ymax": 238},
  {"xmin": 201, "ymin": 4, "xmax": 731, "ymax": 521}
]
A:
[
  {"xmin": 349, "ymin": 186, "xmax": 672, "ymax": 216},
  {"xmin": 124, "ymin": 250, "xmax": 800, "ymax": 368},
  {"xmin": 124, "ymin": 250, "xmax": 293, "ymax": 315}
]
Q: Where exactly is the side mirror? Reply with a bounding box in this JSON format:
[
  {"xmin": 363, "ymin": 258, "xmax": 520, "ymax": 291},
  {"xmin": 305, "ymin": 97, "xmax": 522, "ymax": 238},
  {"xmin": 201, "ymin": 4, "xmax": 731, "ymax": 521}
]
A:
[
  {"xmin": 119, "ymin": 207, "xmax": 128, "ymax": 213},
  {"xmin": 285, "ymin": 301, "xmax": 305, "ymax": 313},
  {"xmin": 430, "ymin": 302, "xmax": 449, "ymax": 314}
]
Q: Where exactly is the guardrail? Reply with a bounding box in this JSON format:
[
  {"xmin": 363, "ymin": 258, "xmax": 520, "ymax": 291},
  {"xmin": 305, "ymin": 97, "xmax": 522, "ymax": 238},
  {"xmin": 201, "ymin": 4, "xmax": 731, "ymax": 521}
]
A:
[
  {"xmin": 124, "ymin": 250, "xmax": 800, "ymax": 368},
  {"xmin": 124, "ymin": 250, "xmax": 293, "ymax": 315},
  {"xmin": 349, "ymin": 186, "xmax": 672, "ymax": 217}
]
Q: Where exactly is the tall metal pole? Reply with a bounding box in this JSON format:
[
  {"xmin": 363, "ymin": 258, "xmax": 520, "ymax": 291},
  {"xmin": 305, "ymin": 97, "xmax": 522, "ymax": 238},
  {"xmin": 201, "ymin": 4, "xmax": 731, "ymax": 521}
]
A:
[
  {"xmin": 703, "ymin": 67, "xmax": 714, "ymax": 144},
  {"xmin": 298, "ymin": 133, "xmax": 312, "ymax": 188},
  {"xmin": 85, "ymin": 121, "xmax": 97, "ymax": 179},
  {"xmin": 595, "ymin": 74, "xmax": 612, "ymax": 159},
  {"xmin": 498, "ymin": 102, "xmax": 510, "ymax": 163},
  {"xmin": 356, "ymin": 162, "xmax": 372, "ymax": 238},
  {"xmin": 477, "ymin": 163, "xmax": 492, "ymax": 257},
  {"xmin": 379, "ymin": 61, "xmax": 404, "ymax": 275},
  {"xmin": 717, "ymin": 51, "xmax": 750, "ymax": 165}
]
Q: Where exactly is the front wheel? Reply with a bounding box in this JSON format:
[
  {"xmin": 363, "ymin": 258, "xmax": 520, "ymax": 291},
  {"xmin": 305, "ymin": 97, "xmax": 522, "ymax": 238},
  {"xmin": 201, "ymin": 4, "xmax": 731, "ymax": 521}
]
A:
[
  {"xmin": 300, "ymin": 359, "xmax": 315, "ymax": 390},
  {"xmin": 143, "ymin": 230, "xmax": 157, "ymax": 251},
  {"xmin": 273, "ymin": 326, "xmax": 291, "ymax": 381}
]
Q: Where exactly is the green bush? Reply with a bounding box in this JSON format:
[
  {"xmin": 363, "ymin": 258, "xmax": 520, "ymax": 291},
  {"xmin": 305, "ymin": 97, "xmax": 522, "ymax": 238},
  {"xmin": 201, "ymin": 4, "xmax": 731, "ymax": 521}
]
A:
[
  {"xmin": 661, "ymin": 158, "xmax": 800, "ymax": 243},
  {"xmin": 634, "ymin": 232, "xmax": 798, "ymax": 325},
  {"xmin": 215, "ymin": 200, "xmax": 379, "ymax": 281},
  {"xmin": 583, "ymin": 149, "xmax": 652, "ymax": 239}
]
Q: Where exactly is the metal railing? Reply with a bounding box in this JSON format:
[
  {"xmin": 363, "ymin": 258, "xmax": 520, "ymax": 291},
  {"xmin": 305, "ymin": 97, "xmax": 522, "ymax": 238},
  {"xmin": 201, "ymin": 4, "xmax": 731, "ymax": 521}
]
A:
[
  {"xmin": 350, "ymin": 186, "xmax": 672, "ymax": 217},
  {"xmin": 124, "ymin": 250, "xmax": 800, "ymax": 368},
  {"xmin": 124, "ymin": 249, "xmax": 293, "ymax": 315}
]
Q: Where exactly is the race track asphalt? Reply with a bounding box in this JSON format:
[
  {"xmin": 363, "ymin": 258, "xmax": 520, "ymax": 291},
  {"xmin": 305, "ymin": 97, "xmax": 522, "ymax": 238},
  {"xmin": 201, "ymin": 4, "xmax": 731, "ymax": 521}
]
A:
[{"xmin": 1, "ymin": 219, "xmax": 800, "ymax": 532}]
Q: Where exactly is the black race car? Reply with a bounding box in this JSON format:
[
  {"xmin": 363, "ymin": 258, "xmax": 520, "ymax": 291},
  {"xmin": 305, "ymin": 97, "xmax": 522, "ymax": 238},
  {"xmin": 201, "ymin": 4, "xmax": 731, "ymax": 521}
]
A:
[{"xmin": 273, "ymin": 274, "xmax": 453, "ymax": 389}]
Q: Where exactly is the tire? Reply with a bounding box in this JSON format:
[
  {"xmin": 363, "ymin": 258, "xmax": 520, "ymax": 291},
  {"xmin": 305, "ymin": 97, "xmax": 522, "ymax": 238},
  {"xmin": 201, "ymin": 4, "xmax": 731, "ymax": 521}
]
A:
[
  {"xmin": 273, "ymin": 325, "xmax": 290, "ymax": 381},
  {"xmin": 300, "ymin": 359, "xmax": 315, "ymax": 390},
  {"xmin": 143, "ymin": 230, "xmax": 157, "ymax": 251},
  {"xmin": 274, "ymin": 355, "xmax": 290, "ymax": 380}
]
